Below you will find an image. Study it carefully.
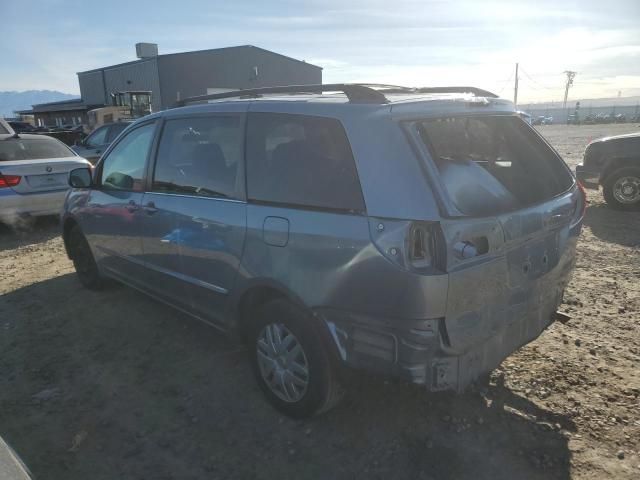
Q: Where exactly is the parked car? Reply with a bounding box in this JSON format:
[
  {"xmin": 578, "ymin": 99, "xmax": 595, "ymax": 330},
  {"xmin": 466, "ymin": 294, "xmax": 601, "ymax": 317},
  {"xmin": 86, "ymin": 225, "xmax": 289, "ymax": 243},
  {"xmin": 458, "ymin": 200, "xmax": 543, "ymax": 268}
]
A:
[
  {"xmin": 7, "ymin": 121, "xmax": 35, "ymax": 133},
  {"xmin": 0, "ymin": 133, "xmax": 91, "ymax": 227},
  {"xmin": 567, "ymin": 114, "xmax": 580, "ymax": 125},
  {"xmin": 532, "ymin": 116, "xmax": 545, "ymax": 125},
  {"xmin": 576, "ymin": 132, "xmax": 640, "ymax": 210},
  {"xmin": 62, "ymin": 84, "xmax": 584, "ymax": 417},
  {"xmin": 72, "ymin": 121, "xmax": 131, "ymax": 164},
  {"xmin": 517, "ymin": 110, "xmax": 532, "ymax": 125},
  {"xmin": 614, "ymin": 114, "xmax": 627, "ymax": 123}
]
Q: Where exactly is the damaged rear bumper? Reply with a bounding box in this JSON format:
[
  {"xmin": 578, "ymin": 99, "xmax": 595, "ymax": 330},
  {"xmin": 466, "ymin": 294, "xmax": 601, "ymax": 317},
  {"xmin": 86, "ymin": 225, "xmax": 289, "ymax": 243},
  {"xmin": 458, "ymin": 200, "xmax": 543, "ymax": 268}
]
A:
[{"xmin": 317, "ymin": 303, "xmax": 559, "ymax": 393}]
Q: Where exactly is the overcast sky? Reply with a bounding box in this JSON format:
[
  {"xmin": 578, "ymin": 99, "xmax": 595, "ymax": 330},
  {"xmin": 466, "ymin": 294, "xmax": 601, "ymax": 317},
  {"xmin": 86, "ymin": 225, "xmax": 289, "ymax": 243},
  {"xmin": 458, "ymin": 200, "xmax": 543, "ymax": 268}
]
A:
[{"xmin": 3, "ymin": 0, "xmax": 639, "ymax": 103}]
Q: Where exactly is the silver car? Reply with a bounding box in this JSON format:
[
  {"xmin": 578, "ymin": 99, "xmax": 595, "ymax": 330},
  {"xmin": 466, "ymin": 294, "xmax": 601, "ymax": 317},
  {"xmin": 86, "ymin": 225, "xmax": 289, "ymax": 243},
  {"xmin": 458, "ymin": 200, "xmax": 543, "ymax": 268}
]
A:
[
  {"xmin": 62, "ymin": 84, "xmax": 585, "ymax": 417},
  {"xmin": 0, "ymin": 133, "xmax": 91, "ymax": 227}
]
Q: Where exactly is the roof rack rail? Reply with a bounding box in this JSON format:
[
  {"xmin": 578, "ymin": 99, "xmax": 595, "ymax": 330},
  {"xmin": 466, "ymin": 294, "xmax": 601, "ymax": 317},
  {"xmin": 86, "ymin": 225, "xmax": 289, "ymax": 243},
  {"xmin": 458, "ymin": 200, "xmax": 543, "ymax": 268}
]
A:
[
  {"xmin": 379, "ymin": 86, "xmax": 498, "ymax": 98},
  {"xmin": 174, "ymin": 83, "xmax": 392, "ymax": 107},
  {"xmin": 414, "ymin": 86, "xmax": 499, "ymax": 98}
]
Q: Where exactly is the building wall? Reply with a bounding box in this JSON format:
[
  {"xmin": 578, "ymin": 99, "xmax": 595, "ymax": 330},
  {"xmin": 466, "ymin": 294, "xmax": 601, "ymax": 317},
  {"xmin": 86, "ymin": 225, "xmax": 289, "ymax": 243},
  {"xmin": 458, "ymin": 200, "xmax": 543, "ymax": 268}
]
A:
[
  {"xmin": 34, "ymin": 109, "xmax": 89, "ymax": 127},
  {"xmin": 78, "ymin": 71, "xmax": 106, "ymax": 106},
  {"xmin": 102, "ymin": 58, "xmax": 161, "ymax": 112},
  {"xmin": 157, "ymin": 46, "xmax": 322, "ymax": 109},
  {"xmin": 78, "ymin": 58, "xmax": 161, "ymax": 112}
]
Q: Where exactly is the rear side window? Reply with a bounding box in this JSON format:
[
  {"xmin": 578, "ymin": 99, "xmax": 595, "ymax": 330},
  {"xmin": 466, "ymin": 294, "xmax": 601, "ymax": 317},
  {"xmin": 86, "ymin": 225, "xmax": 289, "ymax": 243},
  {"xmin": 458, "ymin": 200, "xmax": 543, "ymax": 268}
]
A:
[
  {"xmin": 416, "ymin": 116, "xmax": 573, "ymax": 216},
  {"xmin": 106, "ymin": 123, "xmax": 129, "ymax": 143},
  {"xmin": 86, "ymin": 126, "xmax": 109, "ymax": 147},
  {"xmin": 0, "ymin": 137, "xmax": 75, "ymax": 161},
  {"xmin": 153, "ymin": 116, "xmax": 243, "ymax": 199},
  {"xmin": 246, "ymin": 113, "xmax": 365, "ymax": 213}
]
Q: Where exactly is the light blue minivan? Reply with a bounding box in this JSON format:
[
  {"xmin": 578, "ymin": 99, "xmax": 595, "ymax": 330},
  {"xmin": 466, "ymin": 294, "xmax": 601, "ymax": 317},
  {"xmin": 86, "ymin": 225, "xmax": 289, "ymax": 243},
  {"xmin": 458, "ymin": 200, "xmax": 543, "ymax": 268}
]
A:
[{"xmin": 62, "ymin": 84, "xmax": 584, "ymax": 417}]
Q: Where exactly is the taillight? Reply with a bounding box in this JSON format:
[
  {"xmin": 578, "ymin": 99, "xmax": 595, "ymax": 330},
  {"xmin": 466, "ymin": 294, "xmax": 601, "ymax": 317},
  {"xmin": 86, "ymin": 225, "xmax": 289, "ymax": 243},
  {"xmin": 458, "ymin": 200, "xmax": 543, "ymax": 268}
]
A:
[
  {"xmin": 576, "ymin": 180, "xmax": 587, "ymax": 219},
  {"xmin": 0, "ymin": 174, "xmax": 21, "ymax": 188},
  {"xmin": 408, "ymin": 223, "xmax": 433, "ymax": 269},
  {"xmin": 369, "ymin": 218, "xmax": 441, "ymax": 273}
]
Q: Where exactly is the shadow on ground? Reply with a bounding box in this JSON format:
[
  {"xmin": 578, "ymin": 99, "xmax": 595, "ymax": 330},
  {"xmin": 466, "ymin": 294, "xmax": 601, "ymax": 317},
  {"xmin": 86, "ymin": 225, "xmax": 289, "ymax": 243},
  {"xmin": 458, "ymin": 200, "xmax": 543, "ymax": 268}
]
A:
[
  {"xmin": 583, "ymin": 202, "xmax": 640, "ymax": 247},
  {"xmin": 0, "ymin": 216, "xmax": 61, "ymax": 253},
  {"xmin": 0, "ymin": 274, "xmax": 572, "ymax": 480}
]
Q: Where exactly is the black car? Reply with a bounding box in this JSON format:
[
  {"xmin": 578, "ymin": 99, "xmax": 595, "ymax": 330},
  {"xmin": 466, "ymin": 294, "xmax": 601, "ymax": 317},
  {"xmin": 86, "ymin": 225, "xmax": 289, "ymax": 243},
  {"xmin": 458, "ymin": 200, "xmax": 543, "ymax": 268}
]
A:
[
  {"xmin": 576, "ymin": 132, "xmax": 640, "ymax": 210},
  {"xmin": 7, "ymin": 121, "xmax": 35, "ymax": 133}
]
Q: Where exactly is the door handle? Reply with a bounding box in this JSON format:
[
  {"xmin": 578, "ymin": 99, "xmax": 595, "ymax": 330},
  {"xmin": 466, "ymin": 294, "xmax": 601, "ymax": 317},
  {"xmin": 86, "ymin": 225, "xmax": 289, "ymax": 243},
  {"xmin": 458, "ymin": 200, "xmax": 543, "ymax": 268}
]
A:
[
  {"xmin": 144, "ymin": 201, "xmax": 158, "ymax": 215},
  {"xmin": 125, "ymin": 200, "xmax": 139, "ymax": 212}
]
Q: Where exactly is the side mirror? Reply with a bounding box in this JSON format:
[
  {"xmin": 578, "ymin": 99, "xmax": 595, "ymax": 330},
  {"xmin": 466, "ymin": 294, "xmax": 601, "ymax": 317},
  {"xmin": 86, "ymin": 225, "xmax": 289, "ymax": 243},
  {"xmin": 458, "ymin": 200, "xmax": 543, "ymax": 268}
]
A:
[{"xmin": 69, "ymin": 167, "xmax": 92, "ymax": 188}]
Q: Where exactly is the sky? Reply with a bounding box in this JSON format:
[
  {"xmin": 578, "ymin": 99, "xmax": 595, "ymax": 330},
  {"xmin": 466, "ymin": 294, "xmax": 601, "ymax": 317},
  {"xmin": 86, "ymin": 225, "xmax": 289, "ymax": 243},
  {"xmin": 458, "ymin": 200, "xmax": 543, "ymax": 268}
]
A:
[{"xmin": 3, "ymin": 0, "xmax": 640, "ymax": 103}]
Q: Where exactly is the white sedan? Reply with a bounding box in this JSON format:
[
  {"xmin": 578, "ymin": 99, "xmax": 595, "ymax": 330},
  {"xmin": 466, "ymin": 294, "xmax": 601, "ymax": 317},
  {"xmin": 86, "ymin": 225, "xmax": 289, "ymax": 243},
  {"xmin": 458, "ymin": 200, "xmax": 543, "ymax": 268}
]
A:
[{"xmin": 0, "ymin": 133, "xmax": 91, "ymax": 226}]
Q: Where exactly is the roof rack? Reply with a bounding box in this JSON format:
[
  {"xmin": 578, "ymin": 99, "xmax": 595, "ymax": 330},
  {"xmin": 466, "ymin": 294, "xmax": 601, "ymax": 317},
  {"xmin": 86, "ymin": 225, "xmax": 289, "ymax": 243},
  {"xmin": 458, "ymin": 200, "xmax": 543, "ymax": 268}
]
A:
[
  {"xmin": 173, "ymin": 83, "xmax": 499, "ymax": 107},
  {"xmin": 174, "ymin": 83, "xmax": 393, "ymax": 107},
  {"xmin": 382, "ymin": 86, "xmax": 499, "ymax": 98}
]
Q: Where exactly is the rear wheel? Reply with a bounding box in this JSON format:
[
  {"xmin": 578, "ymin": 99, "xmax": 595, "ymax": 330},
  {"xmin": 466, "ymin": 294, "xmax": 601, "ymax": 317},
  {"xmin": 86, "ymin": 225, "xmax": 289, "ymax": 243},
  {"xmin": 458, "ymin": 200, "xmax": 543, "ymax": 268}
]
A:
[
  {"xmin": 603, "ymin": 166, "xmax": 640, "ymax": 210},
  {"xmin": 67, "ymin": 225, "xmax": 103, "ymax": 289},
  {"xmin": 248, "ymin": 299, "xmax": 343, "ymax": 418}
]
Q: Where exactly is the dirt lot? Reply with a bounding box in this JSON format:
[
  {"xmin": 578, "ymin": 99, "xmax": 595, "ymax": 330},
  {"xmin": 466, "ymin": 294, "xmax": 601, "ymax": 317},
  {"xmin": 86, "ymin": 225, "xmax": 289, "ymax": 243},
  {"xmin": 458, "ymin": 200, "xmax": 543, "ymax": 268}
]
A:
[{"xmin": 1, "ymin": 124, "xmax": 639, "ymax": 480}]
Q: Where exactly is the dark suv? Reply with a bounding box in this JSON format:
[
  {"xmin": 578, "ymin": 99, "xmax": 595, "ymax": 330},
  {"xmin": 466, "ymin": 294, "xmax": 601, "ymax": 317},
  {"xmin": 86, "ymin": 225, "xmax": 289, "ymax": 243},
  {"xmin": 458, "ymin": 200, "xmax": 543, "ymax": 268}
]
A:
[
  {"xmin": 576, "ymin": 132, "xmax": 640, "ymax": 209},
  {"xmin": 62, "ymin": 84, "xmax": 584, "ymax": 417}
]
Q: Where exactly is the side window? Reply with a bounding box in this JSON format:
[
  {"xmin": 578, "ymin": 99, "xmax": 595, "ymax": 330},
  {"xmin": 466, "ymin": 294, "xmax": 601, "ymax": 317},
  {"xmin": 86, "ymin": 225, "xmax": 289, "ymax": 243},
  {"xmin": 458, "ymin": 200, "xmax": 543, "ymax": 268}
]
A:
[
  {"xmin": 106, "ymin": 123, "xmax": 128, "ymax": 143},
  {"xmin": 153, "ymin": 116, "xmax": 243, "ymax": 199},
  {"xmin": 86, "ymin": 126, "xmax": 109, "ymax": 147},
  {"xmin": 246, "ymin": 113, "xmax": 365, "ymax": 212},
  {"xmin": 100, "ymin": 123, "xmax": 155, "ymax": 191}
]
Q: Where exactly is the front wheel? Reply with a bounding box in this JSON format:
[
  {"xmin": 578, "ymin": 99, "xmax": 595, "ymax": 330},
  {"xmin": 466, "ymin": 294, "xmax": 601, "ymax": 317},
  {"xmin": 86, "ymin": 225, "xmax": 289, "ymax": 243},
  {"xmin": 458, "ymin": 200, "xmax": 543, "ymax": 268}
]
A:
[
  {"xmin": 602, "ymin": 166, "xmax": 640, "ymax": 210},
  {"xmin": 67, "ymin": 225, "xmax": 103, "ymax": 290},
  {"xmin": 248, "ymin": 299, "xmax": 343, "ymax": 418}
]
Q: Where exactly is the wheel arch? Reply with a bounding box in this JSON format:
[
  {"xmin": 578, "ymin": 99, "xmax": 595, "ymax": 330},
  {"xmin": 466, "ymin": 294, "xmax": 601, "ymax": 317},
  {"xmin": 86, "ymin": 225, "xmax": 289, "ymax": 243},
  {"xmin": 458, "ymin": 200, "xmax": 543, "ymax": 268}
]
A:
[
  {"xmin": 231, "ymin": 279, "xmax": 333, "ymax": 347},
  {"xmin": 232, "ymin": 279, "xmax": 304, "ymax": 339},
  {"xmin": 61, "ymin": 215, "xmax": 79, "ymax": 259},
  {"xmin": 599, "ymin": 156, "xmax": 640, "ymax": 185}
]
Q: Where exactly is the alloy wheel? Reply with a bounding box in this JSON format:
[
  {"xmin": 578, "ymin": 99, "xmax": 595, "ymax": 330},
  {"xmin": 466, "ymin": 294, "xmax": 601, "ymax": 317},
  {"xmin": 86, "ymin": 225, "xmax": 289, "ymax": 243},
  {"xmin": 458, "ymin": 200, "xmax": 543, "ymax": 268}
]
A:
[{"xmin": 256, "ymin": 323, "xmax": 310, "ymax": 403}]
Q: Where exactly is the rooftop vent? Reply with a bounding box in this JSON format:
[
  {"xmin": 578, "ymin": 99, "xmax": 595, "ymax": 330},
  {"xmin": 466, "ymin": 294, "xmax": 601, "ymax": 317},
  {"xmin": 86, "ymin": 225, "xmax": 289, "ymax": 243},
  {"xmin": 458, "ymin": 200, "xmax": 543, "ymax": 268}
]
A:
[{"xmin": 136, "ymin": 43, "xmax": 158, "ymax": 59}]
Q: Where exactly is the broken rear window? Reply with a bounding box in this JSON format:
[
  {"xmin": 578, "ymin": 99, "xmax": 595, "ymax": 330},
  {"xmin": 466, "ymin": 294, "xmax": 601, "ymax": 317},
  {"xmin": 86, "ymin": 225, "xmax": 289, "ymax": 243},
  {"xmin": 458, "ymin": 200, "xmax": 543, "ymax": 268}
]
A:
[{"xmin": 416, "ymin": 116, "xmax": 573, "ymax": 216}]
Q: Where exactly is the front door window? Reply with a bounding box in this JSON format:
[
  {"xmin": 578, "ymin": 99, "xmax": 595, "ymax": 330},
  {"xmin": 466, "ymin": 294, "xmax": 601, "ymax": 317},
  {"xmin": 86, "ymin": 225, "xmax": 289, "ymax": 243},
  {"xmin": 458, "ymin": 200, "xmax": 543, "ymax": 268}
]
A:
[{"xmin": 100, "ymin": 123, "xmax": 155, "ymax": 192}]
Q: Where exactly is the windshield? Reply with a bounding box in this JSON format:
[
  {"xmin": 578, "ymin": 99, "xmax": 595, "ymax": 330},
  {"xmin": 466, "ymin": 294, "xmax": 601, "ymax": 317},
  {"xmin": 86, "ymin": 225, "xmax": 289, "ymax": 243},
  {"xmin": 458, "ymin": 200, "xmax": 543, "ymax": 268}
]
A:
[{"xmin": 0, "ymin": 137, "xmax": 75, "ymax": 161}]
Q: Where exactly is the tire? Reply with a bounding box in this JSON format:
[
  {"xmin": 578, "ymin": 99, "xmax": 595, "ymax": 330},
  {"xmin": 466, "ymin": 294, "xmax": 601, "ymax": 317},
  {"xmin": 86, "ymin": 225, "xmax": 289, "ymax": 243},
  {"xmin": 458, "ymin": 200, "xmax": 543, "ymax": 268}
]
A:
[
  {"xmin": 67, "ymin": 225, "xmax": 103, "ymax": 290},
  {"xmin": 602, "ymin": 166, "xmax": 640, "ymax": 211},
  {"xmin": 247, "ymin": 299, "xmax": 343, "ymax": 418}
]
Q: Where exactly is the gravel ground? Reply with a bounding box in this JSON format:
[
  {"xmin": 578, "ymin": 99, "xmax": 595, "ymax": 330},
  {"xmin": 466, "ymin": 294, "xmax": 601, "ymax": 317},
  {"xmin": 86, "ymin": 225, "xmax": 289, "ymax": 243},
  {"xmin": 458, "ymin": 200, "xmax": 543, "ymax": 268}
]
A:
[{"xmin": 0, "ymin": 124, "xmax": 639, "ymax": 480}]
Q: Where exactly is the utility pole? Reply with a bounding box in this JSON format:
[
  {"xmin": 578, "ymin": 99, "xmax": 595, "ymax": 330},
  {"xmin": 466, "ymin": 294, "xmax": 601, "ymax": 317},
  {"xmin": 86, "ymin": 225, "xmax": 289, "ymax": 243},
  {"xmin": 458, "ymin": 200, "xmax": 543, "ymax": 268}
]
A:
[
  {"xmin": 513, "ymin": 63, "xmax": 519, "ymax": 108},
  {"xmin": 562, "ymin": 71, "xmax": 576, "ymax": 109}
]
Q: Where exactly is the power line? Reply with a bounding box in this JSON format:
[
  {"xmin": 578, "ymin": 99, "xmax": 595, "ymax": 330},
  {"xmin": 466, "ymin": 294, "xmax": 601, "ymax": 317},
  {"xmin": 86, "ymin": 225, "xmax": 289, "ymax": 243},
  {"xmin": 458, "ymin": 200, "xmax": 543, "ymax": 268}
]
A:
[
  {"xmin": 519, "ymin": 67, "xmax": 557, "ymax": 91},
  {"xmin": 496, "ymin": 71, "xmax": 514, "ymax": 96}
]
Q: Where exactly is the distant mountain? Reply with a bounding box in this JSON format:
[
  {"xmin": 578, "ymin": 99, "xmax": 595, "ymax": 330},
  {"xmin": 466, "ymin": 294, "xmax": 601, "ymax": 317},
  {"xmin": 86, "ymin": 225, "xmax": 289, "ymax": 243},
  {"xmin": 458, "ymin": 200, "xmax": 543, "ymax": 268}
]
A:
[{"xmin": 0, "ymin": 90, "xmax": 79, "ymax": 117}]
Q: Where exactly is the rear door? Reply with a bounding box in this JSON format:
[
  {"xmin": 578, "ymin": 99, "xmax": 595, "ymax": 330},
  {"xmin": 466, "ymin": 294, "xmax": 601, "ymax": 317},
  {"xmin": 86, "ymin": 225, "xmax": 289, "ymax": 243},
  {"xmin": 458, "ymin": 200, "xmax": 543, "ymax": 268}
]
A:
[
  {"xmin": 141, "ymin": 111, "xmax": 247, "ymax": 325},
  {"xmin": 408, "ymin": 115, "xmax": 582, "ymax": 366}
]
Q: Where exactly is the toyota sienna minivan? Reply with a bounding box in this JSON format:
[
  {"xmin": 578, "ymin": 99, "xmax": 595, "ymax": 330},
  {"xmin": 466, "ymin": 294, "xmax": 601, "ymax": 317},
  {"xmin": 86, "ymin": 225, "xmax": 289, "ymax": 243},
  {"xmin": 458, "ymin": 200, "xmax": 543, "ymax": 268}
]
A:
[{"xmin": 62, "ymin": 84, "xmax": 584, "ymax": 417}]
